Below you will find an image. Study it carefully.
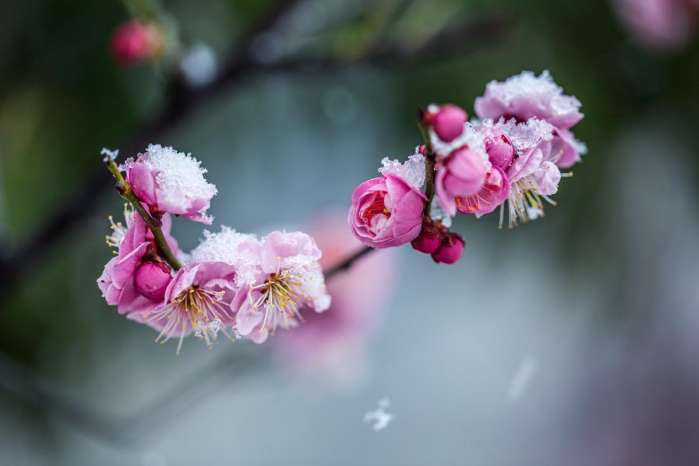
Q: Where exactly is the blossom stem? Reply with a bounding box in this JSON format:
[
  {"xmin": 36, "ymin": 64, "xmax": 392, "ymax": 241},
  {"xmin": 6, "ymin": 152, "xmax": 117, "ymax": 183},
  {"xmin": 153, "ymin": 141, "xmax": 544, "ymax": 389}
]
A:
[
  {"xmin": 103, "ymin": 158, "xmax": 183, "ymax": 271},
  {"xmin": 324, "ymin": 246, "xmax": 375, "ymax": 280},
  {"xmin": 418, "ymin": 122, "xmax": 436, "ymax": 216}
]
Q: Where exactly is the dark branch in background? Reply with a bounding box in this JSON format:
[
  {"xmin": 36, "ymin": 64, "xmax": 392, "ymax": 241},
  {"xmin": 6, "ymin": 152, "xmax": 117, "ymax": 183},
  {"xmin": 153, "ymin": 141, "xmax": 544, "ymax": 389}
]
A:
[
  {"xmin": 0, "ymin": 9, "xmax": 510, "ymax": 297},
  {"xmin": 0, "ymin": 349, "xmax": 269, "ymax": 447}
]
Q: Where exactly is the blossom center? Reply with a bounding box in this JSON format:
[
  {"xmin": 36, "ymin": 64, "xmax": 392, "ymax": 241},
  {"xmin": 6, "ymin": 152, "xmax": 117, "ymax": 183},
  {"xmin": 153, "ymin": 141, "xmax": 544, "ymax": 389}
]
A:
[
  {"xmin": 361, "ymin": 192, "xmax": 391, "ymax": 223},
  {"xmin": 149, "ymin": 285, "xmax": 230, "ymax": 353},
  {"xmin": 250, "ymin": 271, "xmax": 306, "ymax": 333},
  {"xmin": 506, "ymin": 178, "xmax": 553, "ymax": 227}
]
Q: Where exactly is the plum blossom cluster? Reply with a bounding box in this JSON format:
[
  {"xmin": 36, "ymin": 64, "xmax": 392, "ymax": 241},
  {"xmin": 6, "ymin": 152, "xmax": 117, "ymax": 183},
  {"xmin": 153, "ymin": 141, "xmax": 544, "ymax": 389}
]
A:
[
  {"xmin": 349, "ymin": 70, "xmax": 586, "ymax": 264},
  {"xmin": 97, "ymin": 145, "xmax": 330, "ymax": 352}
]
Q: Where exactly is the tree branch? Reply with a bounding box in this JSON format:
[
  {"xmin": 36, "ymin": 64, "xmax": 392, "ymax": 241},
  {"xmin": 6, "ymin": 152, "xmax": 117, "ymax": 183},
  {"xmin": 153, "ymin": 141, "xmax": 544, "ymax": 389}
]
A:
[
  {"xmin": 0, "ymin": 11, "xmax": 511, "ymax": 298},
  {"xmin": 323, "ymin": 246, "xmax": 375, "ymax": 280},
  {"xmin": 103, "ymin": 156, "xmax": 182, "ymax": 270}
]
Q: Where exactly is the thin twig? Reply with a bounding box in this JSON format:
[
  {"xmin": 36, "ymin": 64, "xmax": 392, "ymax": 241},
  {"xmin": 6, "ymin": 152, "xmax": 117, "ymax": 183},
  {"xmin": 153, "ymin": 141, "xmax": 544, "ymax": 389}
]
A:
[
  {"xmin": 323, "ymin": 246, "xmax": 375, "ymax": 280},
  {"xmin": 103, "ymin": 157, "xmax": 182, "ymax": 270}
]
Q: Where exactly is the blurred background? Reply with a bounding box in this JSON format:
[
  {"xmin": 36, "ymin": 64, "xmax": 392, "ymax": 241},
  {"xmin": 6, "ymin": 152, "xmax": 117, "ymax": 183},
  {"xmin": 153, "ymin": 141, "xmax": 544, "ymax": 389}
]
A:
[{"xmin": 1, "ymin": 0, "xmax": 699, "ymax": 464}]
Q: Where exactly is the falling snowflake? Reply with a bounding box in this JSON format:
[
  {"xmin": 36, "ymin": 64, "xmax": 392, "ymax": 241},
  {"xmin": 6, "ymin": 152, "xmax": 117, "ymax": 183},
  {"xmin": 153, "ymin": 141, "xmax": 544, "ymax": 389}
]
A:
[
  {"xmin": 363, "ymin": 397, "xmax": 393, "ymax": 431},
  {"xmin": 507, "ymin": 356, "xmax": 538, "ymax": 401}
]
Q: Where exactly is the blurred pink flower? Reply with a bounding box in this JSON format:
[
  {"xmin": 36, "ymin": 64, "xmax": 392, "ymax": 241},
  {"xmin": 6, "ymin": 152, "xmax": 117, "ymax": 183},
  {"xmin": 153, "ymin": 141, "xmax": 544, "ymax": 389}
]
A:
[
  {"xmin": 613, "ymin": 0, "xmax": 698, "ymax": 51},
  {"xmin": 349, "ymin": 174, "xmax": 425, "ymax": 249},
  {"xmin": 97, "ymin": 210, "xmax": 179, "ymax": 315},
  {"xmin": 275, "ymin": 213, "xmax": 396, "ymax": 382},
  {"xmin": 233, "ymin": 231, "xmax": 331, "ymax": 344},
  {"xmin": 110, "ymin": 21, "xmax": 164, "ymax": 65},
  {"xmin": 124, "ymin": 144, "xmax": 218, "ymax": 224}
]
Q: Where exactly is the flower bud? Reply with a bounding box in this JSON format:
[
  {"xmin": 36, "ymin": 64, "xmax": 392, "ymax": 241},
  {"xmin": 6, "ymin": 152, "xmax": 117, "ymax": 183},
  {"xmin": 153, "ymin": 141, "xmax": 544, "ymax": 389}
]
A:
[
  {"xmin": 110, "ymin": 21, "xmax": 164, "ymax": 65},
  {"xmin": 431, "ymin": 104, "xmax": 467, "ymax": 142},
  {"xmin": 134, "ymin": 261, "xmax": 172, "ymax": 301},
  {"xmin": 485, "ymin": 133, "xmax": 515, "ymax": 169},
  {"xmin": 431, "ymin": 232, "xmax": 465, "ymax": 264},
  {"xmin": 411, "ymin": 220, "xmax": 443, "ymax": 254}
]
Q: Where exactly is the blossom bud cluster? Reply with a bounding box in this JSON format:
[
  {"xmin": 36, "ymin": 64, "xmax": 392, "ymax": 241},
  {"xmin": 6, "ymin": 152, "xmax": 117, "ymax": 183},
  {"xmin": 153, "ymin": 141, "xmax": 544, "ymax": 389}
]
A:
[
  {"xmin": 348, "ymin": 71, "xmax": 586, "ymax": 264},
  {"xmin": 98, "ymin": 145, "xmax": 330, "ymax": 352}
]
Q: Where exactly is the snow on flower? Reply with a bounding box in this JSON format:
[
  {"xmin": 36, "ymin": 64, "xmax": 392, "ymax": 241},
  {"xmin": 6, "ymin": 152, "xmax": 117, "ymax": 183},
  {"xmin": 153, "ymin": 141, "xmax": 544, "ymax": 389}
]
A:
[
  {"xmin": 475, "ymin": 70, "xmax": 583, "ymax": 130},
  {"xmin": 233, "ymin": 231, "xmax": 331, "ymax": 344},
  {"xmin": 124, "ymin": 144, "xmax": 218, "ymax": 224},
  {"xmin": 190, "ymin": 226, "xmax": 262, "ymax": 287},
  {"xmin": 378, "ymin": 148, "xmax": 426, "ymax": 191},
  {"xmin": 474, "ymin": 70, "xmax": 587, "ymax": 168},
  {"xmin": 477, "ymin": 117, "xmax": 563, "ymax": 227}
]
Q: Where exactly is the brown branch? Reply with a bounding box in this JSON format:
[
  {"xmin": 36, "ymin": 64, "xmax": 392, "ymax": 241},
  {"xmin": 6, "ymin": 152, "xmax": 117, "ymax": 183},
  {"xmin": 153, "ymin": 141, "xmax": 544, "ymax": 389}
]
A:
[
  {"xmin": 103, "ymin": 156, "xmax": 183, "ymax": 270},
  {"xmin": 324, "ymin": 246, "xmax": 375, "ymax": 280}
]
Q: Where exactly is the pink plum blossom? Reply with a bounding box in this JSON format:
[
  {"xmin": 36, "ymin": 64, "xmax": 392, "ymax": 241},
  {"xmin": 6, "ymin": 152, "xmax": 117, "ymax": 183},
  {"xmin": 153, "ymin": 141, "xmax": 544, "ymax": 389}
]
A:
[
  {"xmin": 435, "ymin": 146, "xmax": 489, "ymax": 216},
  {"xmin": 475, "ymin": 71, "xmax": 583, "ymax": 129},
  {"xmin": 456, "ymin": 166, "xmax": 510, "ymax": 216},
  {"xmin": 497, "ymin": 118, "xmax": 562, "ymax": 226},
  {"xmin": 613, "ymin": 0, "xmax": 698, "ymax": 51},
  {"xmin": 141, "ymin": 262, "xmax": 238, "ymax": 353},
  {"xmin": 231, "ymin": 231, "xmax": 331, "ymax": 344},
  {"xmin": 349, "ymin": 152, "xmax": 426, "ymax": 248},
  {"xmin": 124, "ymin": 144, "xmax": 218, "ymax": 224},
  {"xmin": 97, "ymin": 209, "xmax": 179, "ymax": 315},
  {"xmin": 275, "ymin": 213, "xmax": 396, "ymax": 382},
  {"xmin": 474, "ymin": 71, "xmax": 586, "ymax": 168},
  {"xmin": 110, "ymin": 21, "xmax": 164, "ymax": 65}
]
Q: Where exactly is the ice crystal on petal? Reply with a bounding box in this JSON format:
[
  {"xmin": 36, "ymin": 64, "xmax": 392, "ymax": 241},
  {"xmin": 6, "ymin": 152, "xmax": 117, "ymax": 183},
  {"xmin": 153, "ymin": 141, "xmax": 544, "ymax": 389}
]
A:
[
  {"xmin": 429, "ymin": 197, "xmax": 452, "ymax": 228},
  {"xmin": 485, "ymin": 118, "xmax": 555, "ymax": 153},
  {"xmin": 379, "ymin": 148, "xmax": 425, "ymax": 189},
  {"xmin": 100, "ymin": 147, "xmax": 119, "ymax": 162},
  {"xmin": 190, "ymin": 226, "xmax": 262, "ymax": 288},
  {"xmin": 430, "ymin": 122, "xmax": 489, "ymax": 164},
  {"xmin": 146, "ymin": 144, "xmax": 217, "ymax": 203},
  {"xmin": 482, "ymin": 70, "xmax": 581, "ymax": 121}
]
